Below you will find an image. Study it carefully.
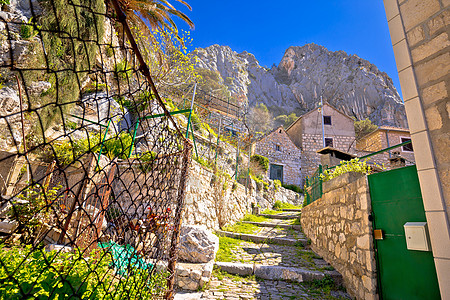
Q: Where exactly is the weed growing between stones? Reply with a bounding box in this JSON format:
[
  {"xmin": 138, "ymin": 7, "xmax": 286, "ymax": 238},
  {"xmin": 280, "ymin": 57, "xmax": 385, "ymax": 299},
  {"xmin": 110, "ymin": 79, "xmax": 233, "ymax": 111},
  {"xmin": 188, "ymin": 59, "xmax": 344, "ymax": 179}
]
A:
[
  {"xmin": 242, "ymin": 214, "xmax": 269, "ymax": 223},
  {"xmin": 215, "ymin": 235, "xmax": 243, "ymax": 263},
  {"xmin": 212, "ymin": 267, "xmax": 255, "ymax": 282},
  {"xmin": 222, "ymin": 222, "xmax": 259, "ymax": 235}
]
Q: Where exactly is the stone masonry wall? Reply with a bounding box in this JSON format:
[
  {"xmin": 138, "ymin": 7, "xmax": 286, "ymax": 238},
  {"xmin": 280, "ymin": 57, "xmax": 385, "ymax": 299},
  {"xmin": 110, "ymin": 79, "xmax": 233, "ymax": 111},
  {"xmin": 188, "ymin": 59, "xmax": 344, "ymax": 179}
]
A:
[
  {"xmin": 301, "ymin": 133, "xmax": 355, "ymax": 184},
  {"xmin": 183, "ymin": 161, "xmax": 302, "ymax": 230},
  {"xmin": 301, "ymin": 172, "xmax": 377, "ymax": 300},
  {"xmin": 254, "ymin": 127, "xmax": 302, "ymax": 186}
]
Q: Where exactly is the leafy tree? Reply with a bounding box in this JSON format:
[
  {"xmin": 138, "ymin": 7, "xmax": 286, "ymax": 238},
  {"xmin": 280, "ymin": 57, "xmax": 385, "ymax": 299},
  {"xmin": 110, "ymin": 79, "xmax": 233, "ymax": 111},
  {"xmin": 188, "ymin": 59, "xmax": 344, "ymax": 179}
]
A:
[
  {"xmin": 117, "ymin": 0, "xmax": 194, "ymax": 38},
  {"xmin": 245, "ymin": 103, "xmax": 273, "ymax": 138},
  {"xmin": 354, "ymin": 118, "xmax": 378, "ymax": 139}
]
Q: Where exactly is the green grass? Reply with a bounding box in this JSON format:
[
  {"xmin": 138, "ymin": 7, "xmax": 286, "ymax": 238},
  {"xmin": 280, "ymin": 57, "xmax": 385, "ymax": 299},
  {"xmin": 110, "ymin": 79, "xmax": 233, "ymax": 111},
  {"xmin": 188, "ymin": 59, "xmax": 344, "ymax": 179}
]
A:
[
  {"xmin": 222, "ymin": 222, "xmax": 259, "ymax": 235},
  {"xmin": 261, "ymin": 209, "xmax": 279, "ymax": 215},
  {"xmin": 242, "ymin": 214, "xmax": 269, "ymax": 223},
  {"xmin": 215, "ymin": 235, "xmax": 243, "ymax": 262},
  {"xmin": 272, "ymin": 200, "xmax": 302, "ymax": 210}
]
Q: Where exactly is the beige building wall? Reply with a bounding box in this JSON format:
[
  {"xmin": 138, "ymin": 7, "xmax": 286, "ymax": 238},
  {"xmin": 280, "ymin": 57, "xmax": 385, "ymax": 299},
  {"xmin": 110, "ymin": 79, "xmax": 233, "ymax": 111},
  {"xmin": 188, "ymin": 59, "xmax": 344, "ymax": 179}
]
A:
[{"xmin": 383, "ymin": 0, "xmax": 450, "ymax": 297}]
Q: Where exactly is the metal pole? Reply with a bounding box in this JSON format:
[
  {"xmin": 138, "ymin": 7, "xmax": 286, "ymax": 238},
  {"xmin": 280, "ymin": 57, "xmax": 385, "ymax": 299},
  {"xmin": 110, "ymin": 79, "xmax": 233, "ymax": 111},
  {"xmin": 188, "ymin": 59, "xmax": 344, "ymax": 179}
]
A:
[
  {"xmin": 214, "ymin": 116, "xmax": 222, "ymax": 166},
  {"xmin": 128, "ymin": 119, "xmax": 140, "ymax": 158},
  {"xmin": 185, "ymin": 83, "xmax": 197, "ymax": 139},
  {"xmin": 16, "ymin": 75, "xmax": 29, "ymax": 183},
  {"xmin": 320, "ymin": 96, "xmax": 325, "ymax": 148},
  {"xmin": 235, "ymin": 135, "xmax": 239, "ymax": 180}
]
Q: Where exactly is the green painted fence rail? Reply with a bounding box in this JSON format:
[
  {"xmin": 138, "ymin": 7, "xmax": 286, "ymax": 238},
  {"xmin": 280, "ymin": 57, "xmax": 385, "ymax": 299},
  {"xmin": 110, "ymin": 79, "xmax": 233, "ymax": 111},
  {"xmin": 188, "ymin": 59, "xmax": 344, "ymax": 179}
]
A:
[{"xmin": 304, "ymin": 140, "xmax": 412, "ymax": 206}]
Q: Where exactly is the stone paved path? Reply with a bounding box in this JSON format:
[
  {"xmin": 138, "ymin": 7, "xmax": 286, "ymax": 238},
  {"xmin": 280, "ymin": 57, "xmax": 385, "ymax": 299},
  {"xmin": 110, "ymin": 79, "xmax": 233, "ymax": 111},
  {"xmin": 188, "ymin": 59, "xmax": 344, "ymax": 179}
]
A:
[{"xmin": 176, "ymin": 210, "xmax": 351, "ymax": 300}]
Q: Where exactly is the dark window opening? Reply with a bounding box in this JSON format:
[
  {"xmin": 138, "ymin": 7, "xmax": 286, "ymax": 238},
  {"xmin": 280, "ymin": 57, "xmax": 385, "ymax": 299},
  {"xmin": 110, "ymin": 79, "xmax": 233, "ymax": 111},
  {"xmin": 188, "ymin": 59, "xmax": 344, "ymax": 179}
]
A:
[
  {"xmin": 325, "ymin": 138, "xmax": 333, "ymax": 147},
  {"xmin": 323, "ymin": 116, "xmax": 332, "ymax": 125},
  {"xmin": 275, "ymin": 144, "xmax": 281, "ymax": 151},
  {"xmin": 279, "ymin": 129, "xmax": 282, "ymax": 133},
  {"xmin": 401, "ymin": 138, "xmax": 413, "ymax": 152}
]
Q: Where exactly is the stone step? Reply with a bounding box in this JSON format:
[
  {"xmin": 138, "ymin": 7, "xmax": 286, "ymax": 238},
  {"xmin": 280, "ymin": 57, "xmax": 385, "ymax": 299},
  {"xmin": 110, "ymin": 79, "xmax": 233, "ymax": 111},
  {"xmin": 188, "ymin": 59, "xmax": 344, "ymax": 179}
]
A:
[
  {"xmin": 281, "ymin": 208, "xmax": 302, "ymax": 212},
  {"xmin": 215, "ymin": 261, "xmax": 343, "ymax": 286},
  {"xmin": 242, "ymin": 221, "xmax": 302, "ymax": 231},
  {"xmin": 258, "ymin": 213, "xmax": 300, "ymax": 220},
  {"xmin": 216, "ymin": 230, "xmax": 306, "ymax": 246}
]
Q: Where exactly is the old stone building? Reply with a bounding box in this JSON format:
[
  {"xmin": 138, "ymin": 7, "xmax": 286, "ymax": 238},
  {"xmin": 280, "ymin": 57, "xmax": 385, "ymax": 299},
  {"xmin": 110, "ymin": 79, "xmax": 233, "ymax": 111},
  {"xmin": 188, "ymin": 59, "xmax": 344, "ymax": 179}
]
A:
[
  {"xmin": 356, "ymin": 126, "xmax": 416, "ymax": 166},
  {"xmin": 285, "ymin": 103, "xmax": 356, "ymax": 184},
  {"xmin": 254, "ymin": 126, "xmax": 302, "ymax": 186}
]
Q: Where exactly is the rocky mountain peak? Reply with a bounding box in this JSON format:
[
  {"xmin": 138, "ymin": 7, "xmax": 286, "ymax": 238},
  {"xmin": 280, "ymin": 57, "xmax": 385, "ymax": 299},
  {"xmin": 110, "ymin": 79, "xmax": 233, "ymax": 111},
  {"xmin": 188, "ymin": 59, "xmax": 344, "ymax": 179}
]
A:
[{"xmin": 193, "ymin": 44, "xmax": 407, "ymax": 128}]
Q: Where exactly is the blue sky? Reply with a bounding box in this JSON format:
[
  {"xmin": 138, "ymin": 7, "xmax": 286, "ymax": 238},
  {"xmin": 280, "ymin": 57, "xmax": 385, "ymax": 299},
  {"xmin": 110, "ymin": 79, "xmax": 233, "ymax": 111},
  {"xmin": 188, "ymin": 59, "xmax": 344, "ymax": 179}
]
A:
[{"xmin": 174, "ymin": 0, "xmax": 402, "ymax": 98}]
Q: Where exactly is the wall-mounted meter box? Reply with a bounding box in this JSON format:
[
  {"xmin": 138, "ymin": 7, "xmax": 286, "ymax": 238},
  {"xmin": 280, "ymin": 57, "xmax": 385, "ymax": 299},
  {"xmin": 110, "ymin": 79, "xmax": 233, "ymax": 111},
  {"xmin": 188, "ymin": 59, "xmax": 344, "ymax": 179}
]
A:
[{"xmin": 404, "ymin": 222, "xmax": 431, "ymax": 251}]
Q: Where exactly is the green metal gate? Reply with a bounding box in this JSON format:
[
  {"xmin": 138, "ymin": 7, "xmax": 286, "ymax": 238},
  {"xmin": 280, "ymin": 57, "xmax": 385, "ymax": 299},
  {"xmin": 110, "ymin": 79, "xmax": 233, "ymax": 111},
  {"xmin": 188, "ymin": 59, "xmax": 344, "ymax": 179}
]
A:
[{"xmin": 368, "ymin": 165, "xmax": 440, "ymax": 300}]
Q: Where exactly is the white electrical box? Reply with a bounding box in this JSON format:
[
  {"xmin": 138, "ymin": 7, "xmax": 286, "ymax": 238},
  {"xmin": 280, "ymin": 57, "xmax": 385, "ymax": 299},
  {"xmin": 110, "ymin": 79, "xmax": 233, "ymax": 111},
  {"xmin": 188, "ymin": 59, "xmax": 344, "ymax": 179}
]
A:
[{"xmin": 404, "ymin": 222, "xmax": 431, "ymax": 251}]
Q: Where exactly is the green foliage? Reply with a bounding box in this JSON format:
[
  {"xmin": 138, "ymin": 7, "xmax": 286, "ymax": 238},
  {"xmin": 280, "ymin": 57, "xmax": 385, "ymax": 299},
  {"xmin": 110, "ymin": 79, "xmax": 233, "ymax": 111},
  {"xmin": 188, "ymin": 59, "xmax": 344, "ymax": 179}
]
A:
[
  {"xmin": 0, "ymin": 0, "xmax": 10, "ymax": 5},
  {"xmin": 10, "ymin": 185, "xmax": 62, "ymax": 242},
  {"xmin": 273, "ymin": 179, "xmax": 281, "ymax": 191},
  {"xmin": 251, "ymin": 174, "xmax": 269, "ymax": 191},
  {"xmin": 272, "ymin": 201, "xmax": 302, "ymax": 210},
  {"xmin": 304, "ymin": 275, "xmax": 338, "ymax": 294},
  {"xmin": 184, "ymin": 110, "xmax": 201, "ymax": 131},
  {"xmin": 281, "ymin": 183, "xmax": 304, "ymax": 194},
  {"xmin": 355, "ymin": 118, "xmax": 378, "ymax": 139},
  {"xmin": 250, "ymin": 154, "xmax": 269, "ymax": 172},
  {"xmin": 274, "ymin": 112, "xmax": 298, "ymax": 128},
  {"xmin": 231, "ymin": 181, "xmax": 238, "ymax": 192},
  {"xmin": 242, "ymin": 214, "xmax": 268, "ymax": 223},
  {"xmin": 137, "ymin": 151, "xmax": 157, "ymax": 173},
  {"xmin": 114, "ymin": 60, "xmax": 133, "ymax": 80},
  {"xmin": 65, "ymin": 120, "xmax": 78, "ymax": 130},
  {"xmin": 27, "ymin": 0, "xmax": 106, "ymax": 131},
  {"xmin": 53, "ymin": 134, "xmax": 100, "ymax": 166},
  {"xmin": 116, "ymin": 91, "xmax": 153, "ymax": 114},
  {"xmin": 320, "ymin": 158, "xmax": 375, "ymax": 182},
  {"xmin": 222, "ymin": 222, "xmax": 259, "ymax": 235},
  {"xmin": 102, "ymin": 132, "xmax": 133, "ymax": 159},
  {"xmin": 0, "ymin": 246, "xmax": 167, "ymax": 299},
  {"xmin": 196, "ymin": 68, "xmax": 230, "ymax": 100},
  {"xmin": 194, "ymin": 156, "xmax": 213, "ymax": 169},
  {"xmin": 20, "ymin": 18, "xmax": 40, "ymax": 39},
  {"xmin": 261, "ymin": 209, "xmax": 279, "ymax": 215}
]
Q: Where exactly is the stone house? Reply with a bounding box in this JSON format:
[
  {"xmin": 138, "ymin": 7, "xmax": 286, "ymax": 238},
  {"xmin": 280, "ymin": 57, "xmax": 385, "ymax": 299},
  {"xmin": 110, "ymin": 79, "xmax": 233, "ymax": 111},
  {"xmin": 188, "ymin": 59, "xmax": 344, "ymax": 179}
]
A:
[
  {"xmin": 285, "ymin": 103, "xmax": 356, "ymax": 184},
  {"xmin": 356, "ymin": 126, "xmax": 415, "ymax": 166},
  {"xmin": 253, "ymin": 126, "xmax": 302, "ymax": 186}
]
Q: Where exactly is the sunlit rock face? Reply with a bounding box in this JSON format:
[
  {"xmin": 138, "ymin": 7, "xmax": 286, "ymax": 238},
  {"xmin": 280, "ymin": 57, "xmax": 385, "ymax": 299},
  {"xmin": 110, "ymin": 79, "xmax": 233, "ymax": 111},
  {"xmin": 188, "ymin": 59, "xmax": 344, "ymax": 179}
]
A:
[{"xmin": 193, "ymin": 44, "xmax": 408, "ymax": 128}]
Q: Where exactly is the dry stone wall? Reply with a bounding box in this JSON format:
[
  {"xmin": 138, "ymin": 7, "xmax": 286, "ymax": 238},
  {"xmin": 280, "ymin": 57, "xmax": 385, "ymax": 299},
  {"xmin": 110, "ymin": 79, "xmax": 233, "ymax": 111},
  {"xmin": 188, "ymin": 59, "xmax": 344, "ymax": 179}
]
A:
[
  {"xmin": 183, "ymin": 161, "xmax": 303, "ymax": 230},
  {"xmin": 301, "ymin": 172, "xmax": 377, "ymax": 300}
]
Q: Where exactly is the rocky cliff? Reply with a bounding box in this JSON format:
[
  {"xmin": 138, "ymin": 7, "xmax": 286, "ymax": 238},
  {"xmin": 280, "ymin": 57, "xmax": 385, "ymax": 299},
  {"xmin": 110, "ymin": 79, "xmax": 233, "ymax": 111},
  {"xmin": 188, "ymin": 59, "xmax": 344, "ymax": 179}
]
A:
[{"xmin": 193, "ymin": 44, "xmax": 408, "ymax": 128}]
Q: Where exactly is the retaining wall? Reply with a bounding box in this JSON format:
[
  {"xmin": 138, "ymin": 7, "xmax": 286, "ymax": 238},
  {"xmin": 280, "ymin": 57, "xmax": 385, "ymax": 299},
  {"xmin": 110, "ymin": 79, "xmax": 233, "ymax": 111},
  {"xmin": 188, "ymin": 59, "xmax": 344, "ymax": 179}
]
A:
[{"xmin": 301, "ymin": 172, "xmax": 377, "ymax": 300}]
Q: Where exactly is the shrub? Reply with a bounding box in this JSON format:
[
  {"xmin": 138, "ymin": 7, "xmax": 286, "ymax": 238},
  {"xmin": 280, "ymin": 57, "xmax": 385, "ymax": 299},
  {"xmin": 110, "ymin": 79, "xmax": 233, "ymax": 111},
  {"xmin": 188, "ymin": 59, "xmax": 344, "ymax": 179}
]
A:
[
  {"xmin": 20, "ymin": 18, "xmax": 40, "ymax": 39},
  {"xmin": 0, "ymin": 246, "xmax": 167, "ymax": 299},
  {"xmin": 320, "ymin": 158, "xmax": 377, "ymax": 182},
  {"xmin": 281, "ymin": 183, "xmax": 303, "ymax": 194},
  {"xmin": 273, "ymin": 179, "xmax": 281, "ymax": 191},
  {"xmin": 250, "ymin": 154, "xmax": 269, "ymax": 176},
  {"xmin": 114, "ymin": 60, "xmax": 133, "ymax": 80}
]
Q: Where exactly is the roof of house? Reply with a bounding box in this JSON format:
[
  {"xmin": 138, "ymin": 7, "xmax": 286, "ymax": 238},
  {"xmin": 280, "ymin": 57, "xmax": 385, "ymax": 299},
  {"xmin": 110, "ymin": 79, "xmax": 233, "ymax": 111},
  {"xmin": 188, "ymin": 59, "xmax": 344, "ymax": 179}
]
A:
[
  {"xmin": 316, "ymin": 147, "xmax": 356, "ymax": 160},
  {"xmin": 358, "ymin": 126, "xmax": 411, "ymax": 141},
  {"xmin": 255, "ymin": 125, "xmax": 300, "ymax": 150},
  {"xmin": 285, "ymin": 102, "xmax": 354, "ymax": 132}
]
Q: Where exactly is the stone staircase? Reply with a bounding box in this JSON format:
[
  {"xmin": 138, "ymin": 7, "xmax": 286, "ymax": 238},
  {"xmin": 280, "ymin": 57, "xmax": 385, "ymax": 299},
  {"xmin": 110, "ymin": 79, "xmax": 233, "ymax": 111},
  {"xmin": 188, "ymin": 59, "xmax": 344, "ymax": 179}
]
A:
[{"xmin": 193, "ymin": 209, "xmax": 351, "ymax": 299}]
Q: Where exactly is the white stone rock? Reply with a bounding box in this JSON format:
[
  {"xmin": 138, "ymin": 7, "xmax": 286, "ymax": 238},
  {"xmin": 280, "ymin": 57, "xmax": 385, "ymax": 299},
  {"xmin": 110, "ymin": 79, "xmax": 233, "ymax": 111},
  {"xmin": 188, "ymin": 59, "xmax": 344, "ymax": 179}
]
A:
[{"xmin": 178, "ymin": 225, "xmax": 219, "ymax": 263}]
